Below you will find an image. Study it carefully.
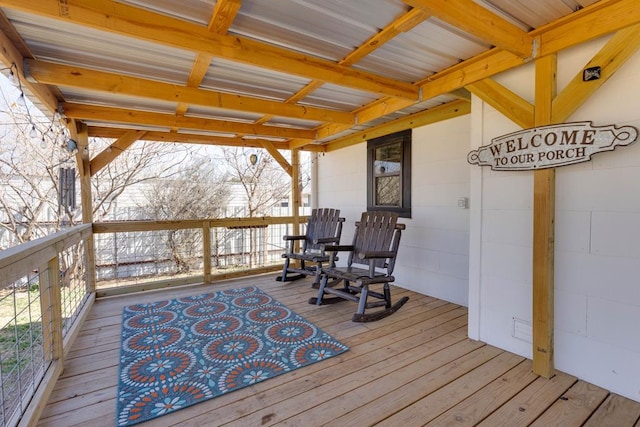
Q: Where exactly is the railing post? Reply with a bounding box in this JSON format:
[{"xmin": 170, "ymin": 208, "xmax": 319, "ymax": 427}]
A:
[
  {"xmin": 39, "ymin": 257, "xmax": 64, "ymax": 363},
  {"xmin": 203, "ymin": 221, "xmax": 212, "ymax": 283}
]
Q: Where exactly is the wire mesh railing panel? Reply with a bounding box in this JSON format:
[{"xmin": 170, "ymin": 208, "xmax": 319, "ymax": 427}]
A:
[
  {"xmin": 94, "ymin": 229, "xmax": 205, "ymax": 288},
  {"xmin": 0, "ymin": 273, "xmax": 45, "ymax": 427},
  {"xmin": 58, "ymin": 242, "xmax": 90, "ymax": 336}
]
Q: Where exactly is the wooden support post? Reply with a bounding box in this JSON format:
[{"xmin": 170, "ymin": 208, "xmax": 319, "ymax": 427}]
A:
[
  {"xmin": 202, "ymin": 221, "xmax": 212, "ymax": 283},
  {"xmin": 291, "ymin": 149, "xmax": 302, "ymax": 256},
  {"xmin": 39, "ymin": 257, "xmax": 63, "ymax": 362},
  {"xmin": 70, "ymin": 121, "xmax": 96, "ymax": 293},
  {"xmin": 532, "ymin": 54, "xmax": 557, "ymax": 378}
]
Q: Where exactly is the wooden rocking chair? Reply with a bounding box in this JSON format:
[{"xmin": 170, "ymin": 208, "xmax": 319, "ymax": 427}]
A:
[
  {"xmin": 309, "ymin": 211, "xmax": 409, "ymax": 322},
  {"xmin": 277, "ymin": 208, "xmax": 344, "ymax": 286}
]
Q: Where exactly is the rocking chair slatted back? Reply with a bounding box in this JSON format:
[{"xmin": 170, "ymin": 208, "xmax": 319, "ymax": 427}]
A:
[
  {"xmin": 277, "ymin": 208, "xmax": 344, "ymax": 286},
  {"xmin": 349, "ymin": 211, "xmax": 402, "ymax": 271},
  {"xmin": 305, "ymin": 208, "xmax": 343, "ymax": 252}
]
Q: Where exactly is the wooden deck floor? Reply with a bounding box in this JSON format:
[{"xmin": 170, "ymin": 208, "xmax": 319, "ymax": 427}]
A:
[{"xmin": 37, "ymin": 274, "xmax": 640, "ymax": 426}]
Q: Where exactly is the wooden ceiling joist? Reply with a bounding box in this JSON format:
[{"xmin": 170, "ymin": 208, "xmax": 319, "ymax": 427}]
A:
[
  {"xmin": 25, "ymin": 60, "xmax": 354, "ymax": 124},
  {"xmin": 62, "ymin": 103, "xmax": 317, "ymax": 140},
  {"xmin": 87, "ymin": 127, "xmax": 327, "ymax": 153}
]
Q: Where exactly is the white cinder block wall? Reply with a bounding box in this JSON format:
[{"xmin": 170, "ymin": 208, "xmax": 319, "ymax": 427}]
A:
[
  {"xmin": 469, "ymin": 35, "xmax": 640, "ymax": 402},
  {"xmin": 316, "ymin": 34, "xmax": 640, "ymax": 403},
  {"xmin": 316, "ymin": 116, "xmax": 471, "ymax": 306}
]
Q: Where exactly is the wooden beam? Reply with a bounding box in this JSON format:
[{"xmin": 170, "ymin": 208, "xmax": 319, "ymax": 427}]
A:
[
  {"xmin": 326, "ymin": 99, "xmax": 470, "ymax": 151},
  {"xmin": 466, "ymin": 79, "xmax": 534, "ymax": 128},
  {"xmin": 86, "ymin": 127, "xmax": 328, "ymax": 152},
  {"xmin": 26, "ymin": 60, "xmax": 353, "ymax": 124},
  {"xmin": 553, "ymin": 23, "xmax": 640, "ymax": 123},
  {"xmin": 90, "ymin": 130, "xmax": 146, "ymax": 177},
  {"xmin": 0, "ymin": 0, "xmax": 419, "ymax": 100},
  {"xmin": 538, "ymin": 0, "xmax": 640, "ymax": 57},
  {"xmin": 62, "ymin": 103, "xmax": 316, "ymax": 140},
  {"xmin": 404, "ymin": 0, "xmax": 535, "ymax": 59},
  {"xmin": 532, "ymin": 53, "xmax": 557, "ymax": 379},
  {"xmin": 260, "ymin": 140, "xmax": 293, "ymax": 177}
]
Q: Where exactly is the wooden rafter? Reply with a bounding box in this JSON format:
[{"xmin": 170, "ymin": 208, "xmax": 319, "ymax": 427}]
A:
[
  {"xmin": 404, "ymin": 0, "xmax": 535, "ymax": 59},
  {"xmin": 25, "ymin": 60, "xmax": 353, "ymax": 124},
  {"xmin": 0, "ymin": 0, "xmax": 418, "ymax": 100},
  {"xmin": 177, "ymin": 0, "xmax": 241, "ymax": 118},
  {"xmin": 267, "ymin": 8, "xmax": 430, "ymax": 146},
  {"xmin": 62, "ymin": 103, "xmax": 316, "ymax": 140}
]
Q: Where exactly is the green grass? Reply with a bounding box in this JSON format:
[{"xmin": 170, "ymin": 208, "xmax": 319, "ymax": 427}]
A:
[{"xmin": 0, "ymin": 288, "xmax": 44, "ymax": 379}]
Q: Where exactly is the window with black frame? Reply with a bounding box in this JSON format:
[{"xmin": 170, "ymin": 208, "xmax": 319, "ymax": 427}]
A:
[{"xmin": 367, "ymin": 129, "xmax": 411, "ymax": 218}]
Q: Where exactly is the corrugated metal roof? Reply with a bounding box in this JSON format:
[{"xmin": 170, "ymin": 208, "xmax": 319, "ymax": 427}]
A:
[{"xmin": 0, "ymin": 0, "xmax": 621, "ymax": 148}]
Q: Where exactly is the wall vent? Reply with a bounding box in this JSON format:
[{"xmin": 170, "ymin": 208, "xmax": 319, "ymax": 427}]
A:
[{"xmin": 512, "ymin": 317, "xmax": 532, "ymax": 343}]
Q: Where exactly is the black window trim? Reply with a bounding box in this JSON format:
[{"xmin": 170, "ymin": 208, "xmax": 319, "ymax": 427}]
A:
[{"xmin": 366, "ymin": 129, "xmax": 411, "ymax": 218}]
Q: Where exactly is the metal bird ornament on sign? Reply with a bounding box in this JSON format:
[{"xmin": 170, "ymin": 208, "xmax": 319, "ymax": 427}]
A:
[{"xmin": 467, "ymin": 121, "xmax": 638, "ymax": 171}]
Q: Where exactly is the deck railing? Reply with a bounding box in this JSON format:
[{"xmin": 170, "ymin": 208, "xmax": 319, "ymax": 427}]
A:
[
  {"xmin": 0, "ymin": 224, "xmax": 93, "ymax": 427},
  {"xmin": 92, "ymin": 216, "xmax": 304, "ymax": 296},
  {"xmin": 0, "ymin": 215, "xmax": 304, "ymax": 426}
]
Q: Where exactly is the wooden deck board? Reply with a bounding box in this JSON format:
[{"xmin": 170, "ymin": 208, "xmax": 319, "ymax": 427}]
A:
[{"xmin": 36, "ymin": 273, "xmax": 640, "ymax": 426}]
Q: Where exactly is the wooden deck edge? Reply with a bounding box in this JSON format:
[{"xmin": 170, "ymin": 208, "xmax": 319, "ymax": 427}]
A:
[
  {"xmin": 19, "ymin": 361, "xmax": 63, "ymax": 427},
  {"xmin": 62, "ymin": 293, "xmax": 95, "ymax": 359},
  {"xmin": 95, "ymin": 265, "xmax": 283, "ymax": 298},
  {"xmin": 20, "ymin": 293, "xmax": 96, "ymax": 427}
]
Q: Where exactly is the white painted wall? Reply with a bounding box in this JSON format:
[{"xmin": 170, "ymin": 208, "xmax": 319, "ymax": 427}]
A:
[
  {"xmin": 469, "ymin": 35, "xmax": 640, "ymax": 402},
  {"xmin": 316, "ymin": 115, "xmax": 471, "ymax": 306}
]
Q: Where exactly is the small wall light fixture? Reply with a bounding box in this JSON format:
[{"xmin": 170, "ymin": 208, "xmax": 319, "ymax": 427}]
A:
[{"xmin": 583, "ymin": 66, "xmax": 601, "ymax": 81}]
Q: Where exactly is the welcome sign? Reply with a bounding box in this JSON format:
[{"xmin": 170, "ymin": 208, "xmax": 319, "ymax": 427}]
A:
[{"xmin": 467, "ymin": 121, "xmax": 638, "ymax": 171}]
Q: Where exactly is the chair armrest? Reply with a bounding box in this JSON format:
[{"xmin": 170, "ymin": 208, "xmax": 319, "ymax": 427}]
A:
[
  {"xmin": 358, "ymin": 251, "xmax": 396, "ymax": 259},
  {"xmin": 313, "ymin": 237, "xmax": 341, "ymax": 244},
  {"xmin": 282, "ymin": 235, "xmax": 306, "ymax": 241},
  {"xmin": 323, "ymin": 245, "xmax": 354, "ymax": 252}
]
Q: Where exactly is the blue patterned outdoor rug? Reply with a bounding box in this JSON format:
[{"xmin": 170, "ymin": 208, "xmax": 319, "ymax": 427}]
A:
[{"xmin": 115, "ymin": 286, "xmax": 348, "ymax": 426}]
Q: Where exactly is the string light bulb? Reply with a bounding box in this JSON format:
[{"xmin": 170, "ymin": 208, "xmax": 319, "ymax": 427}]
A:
[
  {"xmin": 7, "ymin": 69, "xmax": 17, "ymax": 86},
  {"xmin": 29, "ymin": 125, "xmax": 38, "ymax": 141},
  {"xmin": 16, "ymin": 92, "xmax": 26, "ymax": 108}
]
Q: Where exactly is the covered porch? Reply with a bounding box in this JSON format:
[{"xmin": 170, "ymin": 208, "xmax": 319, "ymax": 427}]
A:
[
  {"xmin": 1, "ymin": 0, "xmax": 640, "ymax": 425},
  {"xmin": 37, "ymin": 275, "xmax": 640, "ymax": 426}
]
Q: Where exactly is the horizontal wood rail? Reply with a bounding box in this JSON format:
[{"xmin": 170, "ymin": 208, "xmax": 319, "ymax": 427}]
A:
[
  {"xmin": 92, "ymin": 216, "xmax": 301, "ymax": 233},
  {"xmin": 0, "ymin": 224, "xmax": 92, "ymax": 287}
]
